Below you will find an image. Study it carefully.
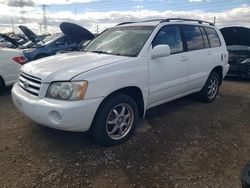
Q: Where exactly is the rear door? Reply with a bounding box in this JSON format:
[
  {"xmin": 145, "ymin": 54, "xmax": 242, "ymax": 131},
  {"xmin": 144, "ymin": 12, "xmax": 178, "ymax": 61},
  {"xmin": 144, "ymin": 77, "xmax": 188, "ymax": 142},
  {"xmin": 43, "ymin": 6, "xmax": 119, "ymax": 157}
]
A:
[
  {"xmin": 181, "ymin": 25, "xmax": 212, "ymax": 91},
  {"xmin": 204, "ymin": 26, "xmax": 224, "ymax": 68}
]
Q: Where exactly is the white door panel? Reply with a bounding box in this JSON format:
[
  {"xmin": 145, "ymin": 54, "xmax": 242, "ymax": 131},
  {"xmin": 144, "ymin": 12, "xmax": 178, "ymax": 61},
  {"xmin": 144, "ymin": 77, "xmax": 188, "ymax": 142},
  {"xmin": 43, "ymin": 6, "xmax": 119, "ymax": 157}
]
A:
[
  {"xmin": 187, "ymin": 49, "xmax": 210, "ymax": 90},
  {"xmin": 149, "ymin": 53, "xmax": 189, "ymax": 105},
  {"xmin": 148, "ymin": 25, "xmax": 189, "ymax": 106}
]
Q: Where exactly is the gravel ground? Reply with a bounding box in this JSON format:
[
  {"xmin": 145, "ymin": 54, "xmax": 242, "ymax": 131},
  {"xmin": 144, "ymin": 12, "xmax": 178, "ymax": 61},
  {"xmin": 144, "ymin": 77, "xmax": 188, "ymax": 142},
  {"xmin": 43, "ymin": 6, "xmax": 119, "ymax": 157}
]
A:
[{"xmin": 0, "ymin": 79, "xmax": 250, "ymax": 188}]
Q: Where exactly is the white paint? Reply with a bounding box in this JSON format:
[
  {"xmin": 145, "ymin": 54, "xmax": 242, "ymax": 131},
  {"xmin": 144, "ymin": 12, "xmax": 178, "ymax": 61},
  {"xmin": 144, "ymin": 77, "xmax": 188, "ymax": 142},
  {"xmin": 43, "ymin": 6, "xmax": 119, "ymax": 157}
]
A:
[
  {"xmin": 0, "ymin": 48, "xmax": 22, "ymax": 86},
  {"xmin": 12, "ymin": 21, "xmax": 229, "ymax": 132}
]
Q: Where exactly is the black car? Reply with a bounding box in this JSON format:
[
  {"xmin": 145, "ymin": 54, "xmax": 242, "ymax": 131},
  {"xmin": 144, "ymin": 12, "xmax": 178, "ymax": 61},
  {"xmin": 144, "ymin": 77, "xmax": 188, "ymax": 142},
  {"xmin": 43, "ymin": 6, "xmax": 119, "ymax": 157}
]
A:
[{"xmin": 220, "ymin": 26, "xmax": 250, "ymax": 78}]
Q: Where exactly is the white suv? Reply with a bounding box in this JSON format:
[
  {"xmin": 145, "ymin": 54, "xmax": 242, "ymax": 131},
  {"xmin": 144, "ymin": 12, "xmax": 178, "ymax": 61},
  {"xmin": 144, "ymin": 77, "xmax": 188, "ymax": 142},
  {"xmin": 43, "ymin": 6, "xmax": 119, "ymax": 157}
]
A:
[{"xmin": 12, "ymin": 18, "xmax": 229, "ymax": 146}]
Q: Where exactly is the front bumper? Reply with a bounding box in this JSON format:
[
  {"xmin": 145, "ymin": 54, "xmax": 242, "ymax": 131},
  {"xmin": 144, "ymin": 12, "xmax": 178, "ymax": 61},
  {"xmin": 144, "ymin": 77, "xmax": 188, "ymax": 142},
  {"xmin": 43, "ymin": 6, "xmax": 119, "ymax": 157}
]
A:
[
  {"xmin": 11, "ymin": 83, "xmax": 103, "ymax": 132},
  {"xmin": 228, "ymin": 63, "xmax": 250, "ymax": 77}
]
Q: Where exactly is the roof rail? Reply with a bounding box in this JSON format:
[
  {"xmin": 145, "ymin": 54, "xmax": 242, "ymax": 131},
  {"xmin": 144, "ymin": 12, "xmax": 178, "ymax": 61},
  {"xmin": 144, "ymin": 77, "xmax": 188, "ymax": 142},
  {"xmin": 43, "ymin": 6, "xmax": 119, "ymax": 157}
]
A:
[
  {"xmin": 117, "ymin": 22, "xmax": 135, "ymax": 26},
  {"xmin": 141, "ymin": 19, "xmax": 164, "ymax": 23},
  {"xmin": 117, "ymin": 19, "xmax": 163, "ymax": 26},
  {"xmin": 160, "ymin": 18, "xmax": 215, "ymax": 26}
]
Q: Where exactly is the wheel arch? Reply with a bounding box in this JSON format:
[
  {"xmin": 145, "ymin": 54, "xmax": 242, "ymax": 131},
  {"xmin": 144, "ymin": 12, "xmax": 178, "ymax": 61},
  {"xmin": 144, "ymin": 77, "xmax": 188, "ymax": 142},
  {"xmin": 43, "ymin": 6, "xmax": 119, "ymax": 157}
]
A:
[
  {"xmin": 90, "ymin": 86, "xmax": 145, "ymax": 132},
  {"xmin": 101, "ymin": 86, "xmax": 144, "ymax": 117},
  {"xmin": 211, "ymin": 66, "xmax": 223, "ymax": 85}
]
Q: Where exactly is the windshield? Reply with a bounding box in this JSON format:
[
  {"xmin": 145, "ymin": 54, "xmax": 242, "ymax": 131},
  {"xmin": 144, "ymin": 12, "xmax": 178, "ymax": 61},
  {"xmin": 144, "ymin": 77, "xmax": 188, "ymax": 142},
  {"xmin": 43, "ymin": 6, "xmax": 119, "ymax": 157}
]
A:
[
  {"xmin": 37, "ymin": 34, "xmax": 62, "ymax": 46},
  {"xmin": 84, "ymin": 26, "xmax": 155, "ymax": 57}
]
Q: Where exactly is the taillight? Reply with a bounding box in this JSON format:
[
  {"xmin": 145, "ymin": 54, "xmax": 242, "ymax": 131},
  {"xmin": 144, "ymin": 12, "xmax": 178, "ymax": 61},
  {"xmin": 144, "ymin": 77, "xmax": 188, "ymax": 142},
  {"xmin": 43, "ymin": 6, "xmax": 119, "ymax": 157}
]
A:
[{"xmin": 12, "ymin": 56, "xmax": 26, "ymax": 65}]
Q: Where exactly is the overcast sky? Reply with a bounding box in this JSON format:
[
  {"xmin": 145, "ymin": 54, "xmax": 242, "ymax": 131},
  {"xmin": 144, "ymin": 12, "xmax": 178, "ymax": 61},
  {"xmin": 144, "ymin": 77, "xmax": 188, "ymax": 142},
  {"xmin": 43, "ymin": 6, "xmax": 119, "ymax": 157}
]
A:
[{"xmin": 0, "ymin": 0, "xmax": 249, "ymax": 34}]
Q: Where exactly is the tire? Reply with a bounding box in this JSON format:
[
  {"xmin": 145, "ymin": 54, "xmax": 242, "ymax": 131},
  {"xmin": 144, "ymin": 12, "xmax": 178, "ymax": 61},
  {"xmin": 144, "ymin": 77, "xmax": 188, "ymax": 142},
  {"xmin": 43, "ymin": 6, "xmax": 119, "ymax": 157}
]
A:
[
  {"xmin": 91, "ymin": 94, "xmax": 138, "ymax": 146},
  {"xmin": 197, "ymin": 71, "xmax": 220, "ymax": 103},
  {"xmin": 0, "ymin": 77, "xmax": 5, "ymax": 92}
]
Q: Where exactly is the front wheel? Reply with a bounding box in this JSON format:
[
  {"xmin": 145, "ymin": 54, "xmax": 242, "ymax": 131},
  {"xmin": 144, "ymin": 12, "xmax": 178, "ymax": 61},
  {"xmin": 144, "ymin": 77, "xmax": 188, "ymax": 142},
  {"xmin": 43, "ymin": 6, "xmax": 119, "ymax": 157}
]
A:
[
  {"xmin": 0, "ymin": 77, "xmax": 5, "ymax": 92},
  {"xmin": 91, "ymin": 94, "xmax": 138, "ymax": 146},
  {"xmin": 198, "ymin": 72, "xmax": 220, "ymax": 103}
]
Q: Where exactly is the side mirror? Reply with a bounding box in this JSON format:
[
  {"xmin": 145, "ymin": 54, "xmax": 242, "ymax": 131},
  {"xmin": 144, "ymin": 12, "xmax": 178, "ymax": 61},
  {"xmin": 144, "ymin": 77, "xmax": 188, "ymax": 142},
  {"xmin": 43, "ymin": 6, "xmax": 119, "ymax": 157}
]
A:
[{"xmin": 151, "ymin": 45, "xmax": 171, "ymax": 59}]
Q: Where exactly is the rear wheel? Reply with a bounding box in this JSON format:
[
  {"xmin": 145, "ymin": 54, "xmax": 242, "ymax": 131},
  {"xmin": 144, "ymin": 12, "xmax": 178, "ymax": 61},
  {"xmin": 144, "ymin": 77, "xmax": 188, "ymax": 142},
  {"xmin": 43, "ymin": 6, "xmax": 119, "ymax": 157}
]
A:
[
  {"xmin": 198, "ymin": 72, "xmax": 220, "ymax": 103},
  {"xmin": 91, "ymin": 94, "xmax": 138, "ymax": 146}
]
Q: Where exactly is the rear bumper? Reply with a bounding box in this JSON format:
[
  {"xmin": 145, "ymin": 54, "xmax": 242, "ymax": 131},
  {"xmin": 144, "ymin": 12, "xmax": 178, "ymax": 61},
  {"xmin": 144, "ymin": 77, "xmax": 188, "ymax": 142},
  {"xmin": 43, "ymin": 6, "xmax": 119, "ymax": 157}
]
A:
[
  {"xmin": 223, "ymin": 64, "xmax": 230, "ymax": 78},
  {"xmin": 11, "ymin": 83, "xmax": 103, "ymax": 132}
]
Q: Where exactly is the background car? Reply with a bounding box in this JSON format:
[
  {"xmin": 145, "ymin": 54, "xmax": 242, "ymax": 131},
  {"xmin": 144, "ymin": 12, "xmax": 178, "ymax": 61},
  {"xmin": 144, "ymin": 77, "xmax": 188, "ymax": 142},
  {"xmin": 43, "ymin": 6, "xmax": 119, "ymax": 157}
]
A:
[
  {"xmin": 0, "ymin": 25, "xmax": 50, "ymax": 49},
  {"xmin": 220, "ymin": 26, "xmax": 250, "ymax": 78},
  {"xmin": 0, "ymin": 48, "xmax": 23, "ymax": 90},
  {"xmin": 0, "ymin": 33, "xmax": 21, "ymax": 48},
  {"xmin": 23, "ymin": 22, "xmax": 95, "ymax": 61}
]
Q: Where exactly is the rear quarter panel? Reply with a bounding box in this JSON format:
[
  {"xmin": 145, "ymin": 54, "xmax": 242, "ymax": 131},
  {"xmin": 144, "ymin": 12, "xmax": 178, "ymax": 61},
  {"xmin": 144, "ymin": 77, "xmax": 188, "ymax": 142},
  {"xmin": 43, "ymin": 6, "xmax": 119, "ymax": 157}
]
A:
[{"xmin": 0, "ymin": 48, "xmax": 22, "ymax": 86}]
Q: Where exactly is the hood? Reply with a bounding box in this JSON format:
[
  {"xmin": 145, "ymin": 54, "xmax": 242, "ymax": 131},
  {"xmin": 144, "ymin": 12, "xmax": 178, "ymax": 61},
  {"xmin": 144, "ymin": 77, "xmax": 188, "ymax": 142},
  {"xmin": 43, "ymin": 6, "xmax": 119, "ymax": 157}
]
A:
[
  {"xmin": 220, "ymin": 27, "xmax": 250, "ymax": 46},
  {"xmin": 19, "ymin": 25, "xmax": 38, "ymax": 43},
  {"xmin": 21, "ymin": 52, "xmax": 130, "ymax": 82},
  {"xmin": 0, "ymin": 33, "xmax": 19, "ymax": 47},
  {"xmin": 60, "ymin": 22, "xmax": 95, "ymax": 43}
]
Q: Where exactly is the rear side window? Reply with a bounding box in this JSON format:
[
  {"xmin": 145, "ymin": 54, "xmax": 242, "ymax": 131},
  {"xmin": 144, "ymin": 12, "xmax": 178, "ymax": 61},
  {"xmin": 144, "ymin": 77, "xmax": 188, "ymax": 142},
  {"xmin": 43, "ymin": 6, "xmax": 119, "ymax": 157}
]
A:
[
  {"xmin": 152, "ymin": 25, "xmax": 183, "ymax": 54},
  {"xmin": 182, "ymin": 25, "xmax": 204, "ymax": 51},
  {"xmin": 204, "ymin": 27, "xmax": 221, "ymax": 48},
  {"xmin": 200, "ymin": 27, "xmax": 210, "ymax": 48}
]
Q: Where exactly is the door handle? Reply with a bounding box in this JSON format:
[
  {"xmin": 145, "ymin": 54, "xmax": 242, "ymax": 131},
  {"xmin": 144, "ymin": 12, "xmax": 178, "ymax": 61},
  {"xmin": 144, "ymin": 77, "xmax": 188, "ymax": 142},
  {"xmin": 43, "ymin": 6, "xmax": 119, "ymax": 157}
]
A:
[
  {"xmin": 181, "ymin": 56, "xmax": 189, "ymax": 62},
  {"xmin": 208, "ymin": 51, "xmax": 213, "ymax": 56}
]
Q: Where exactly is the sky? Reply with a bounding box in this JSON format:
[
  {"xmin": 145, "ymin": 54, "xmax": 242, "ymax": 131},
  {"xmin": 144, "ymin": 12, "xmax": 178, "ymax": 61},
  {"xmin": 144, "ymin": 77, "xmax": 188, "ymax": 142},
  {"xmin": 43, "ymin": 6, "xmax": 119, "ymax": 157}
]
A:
[{"xmin": 0, "ymin": 0, "xmax": 249, "ymax": 34}]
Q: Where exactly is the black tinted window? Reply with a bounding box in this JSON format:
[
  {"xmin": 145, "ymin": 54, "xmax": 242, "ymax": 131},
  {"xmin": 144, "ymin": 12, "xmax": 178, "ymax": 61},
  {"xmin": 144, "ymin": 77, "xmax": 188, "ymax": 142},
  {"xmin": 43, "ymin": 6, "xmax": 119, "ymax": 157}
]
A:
[
  {"xmin": 182, "ymin": 25, "xmax": 204, "ymax": 51},
  {"xmin": 204, "ymin": 27, "xmax": 221, "ymax": 48},
  {"xmin": 200, "ymin": 27, "xmax": 209, "ymax": 48},
  {"xmin": 152, "ymin": 26, "xmax": 183, "ymax": 54}
]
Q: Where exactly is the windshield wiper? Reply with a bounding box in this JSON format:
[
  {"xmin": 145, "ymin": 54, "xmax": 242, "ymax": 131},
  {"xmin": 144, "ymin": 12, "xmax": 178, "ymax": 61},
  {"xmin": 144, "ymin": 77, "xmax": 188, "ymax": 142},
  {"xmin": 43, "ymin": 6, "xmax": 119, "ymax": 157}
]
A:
[{"xmin": 91, "ymin": 50, "xmax": 110, "ymax": 55}]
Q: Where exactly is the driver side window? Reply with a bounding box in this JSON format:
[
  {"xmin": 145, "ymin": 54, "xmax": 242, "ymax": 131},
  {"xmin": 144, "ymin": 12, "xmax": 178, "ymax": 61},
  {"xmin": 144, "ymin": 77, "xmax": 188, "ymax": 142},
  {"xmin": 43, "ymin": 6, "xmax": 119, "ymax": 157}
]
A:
[{"xmin": 152, "ymin": 25, "xmax": 183, "ymax": 54}]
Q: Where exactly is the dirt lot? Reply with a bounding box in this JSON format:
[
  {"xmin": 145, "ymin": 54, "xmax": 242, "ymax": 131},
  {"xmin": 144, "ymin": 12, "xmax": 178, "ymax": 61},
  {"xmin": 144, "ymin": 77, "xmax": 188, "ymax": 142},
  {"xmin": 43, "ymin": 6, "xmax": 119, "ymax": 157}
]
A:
[{"xmin": 0, "ymin": 79, "xmax": 250, "ymax": 188}]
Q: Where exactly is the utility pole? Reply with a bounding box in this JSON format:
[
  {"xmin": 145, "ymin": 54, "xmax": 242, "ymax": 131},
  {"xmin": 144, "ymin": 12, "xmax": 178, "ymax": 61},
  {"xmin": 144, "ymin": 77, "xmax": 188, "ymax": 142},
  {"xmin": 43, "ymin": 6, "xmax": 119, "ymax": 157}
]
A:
[
  {"xmin": 75, "ymin": 8, "xmax": 77, "ymax": 23},
  {"xmin": 96, "ymin": 24, "xmax": 99, "ymax": 34},
  {"xmin": 39, "ymin": 23, "xmax": 42, "ymax": 35},
  {"xmin": 42, "ymin": 4, "xmax": 48, "ymax": 33},
  {"xmin": 20, "ymin": 10, "xmax": 26, "ymax": 24},
  {"xmin": 214, "ymin": 16, "xmax": 216, "ymax": 25},
  {"xmin": 11, "ymin": 16, "xmax": 15, "ymax": 33}
]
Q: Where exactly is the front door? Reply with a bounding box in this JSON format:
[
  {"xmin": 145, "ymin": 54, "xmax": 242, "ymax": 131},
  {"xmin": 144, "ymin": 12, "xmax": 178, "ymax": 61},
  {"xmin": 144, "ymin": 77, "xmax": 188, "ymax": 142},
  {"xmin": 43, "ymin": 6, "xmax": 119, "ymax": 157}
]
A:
[{"xmin": 148, "ymin": 25, "xmax": 189, "ymax": 107}]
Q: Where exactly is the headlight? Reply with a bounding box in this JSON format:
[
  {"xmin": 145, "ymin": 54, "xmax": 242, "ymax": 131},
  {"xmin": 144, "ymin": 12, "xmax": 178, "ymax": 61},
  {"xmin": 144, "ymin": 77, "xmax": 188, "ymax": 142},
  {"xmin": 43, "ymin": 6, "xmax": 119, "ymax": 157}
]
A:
[{"xmin": 46, "ymin": 81, "xmax": 88, "ymax": 100}]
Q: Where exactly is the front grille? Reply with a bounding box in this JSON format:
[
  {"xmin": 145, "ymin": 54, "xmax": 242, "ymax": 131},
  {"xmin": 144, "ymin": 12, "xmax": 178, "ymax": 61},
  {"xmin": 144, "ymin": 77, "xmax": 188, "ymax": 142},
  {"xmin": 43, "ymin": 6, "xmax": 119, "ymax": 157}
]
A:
[{"xmin": 18, "ymin": 72, "xmax": 41, "ymax": 97}]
